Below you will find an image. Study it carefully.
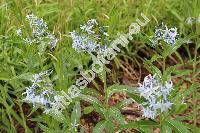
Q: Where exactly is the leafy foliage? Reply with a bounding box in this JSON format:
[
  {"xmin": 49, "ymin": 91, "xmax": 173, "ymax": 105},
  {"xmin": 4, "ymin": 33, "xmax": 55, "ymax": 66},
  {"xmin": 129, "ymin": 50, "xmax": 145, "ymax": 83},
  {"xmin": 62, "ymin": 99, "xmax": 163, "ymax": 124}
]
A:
[{"xmin": 0, "ymin": 0, "xmax": 199, "ymax": 132}]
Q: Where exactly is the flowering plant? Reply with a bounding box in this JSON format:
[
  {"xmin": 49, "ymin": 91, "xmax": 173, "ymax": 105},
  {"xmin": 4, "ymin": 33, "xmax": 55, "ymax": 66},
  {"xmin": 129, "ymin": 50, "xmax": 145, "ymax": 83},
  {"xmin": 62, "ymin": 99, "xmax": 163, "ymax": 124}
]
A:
[
  {"xmin": 1, "ymin": 1, "xmax": 199, "ymax": 131},
  {"xmin": 17, "ymin": 14, "xmax": 58, "ymax": 51}
]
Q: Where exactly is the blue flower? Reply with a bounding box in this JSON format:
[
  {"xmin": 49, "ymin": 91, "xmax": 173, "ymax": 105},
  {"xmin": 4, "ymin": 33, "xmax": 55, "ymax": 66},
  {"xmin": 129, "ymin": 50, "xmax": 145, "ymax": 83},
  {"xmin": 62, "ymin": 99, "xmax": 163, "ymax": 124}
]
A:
[
  {"xmin": 70, "ymin": 30, "xmax": 99, "ymax": 53},
  {"xmin": 138, "ymin": 74, "xmax": 173, "ymax": 119},
  {"xmin": 17, "ymin": 13, "xmax": 58, "ymax": 49},
  {"xmin": 150, "ymin": 23, "xmax": 179, "ymax": 46},
  {"xmin": 141, "ymin": 107, "xmax": 156, "ymax": 119},
  {"xmin": 70, "ymin": 19, "xmax": 110, "ymax": 53},
  {"xmin": 23, "ymin": 70, "xmax": 66, "ymax": 115}
]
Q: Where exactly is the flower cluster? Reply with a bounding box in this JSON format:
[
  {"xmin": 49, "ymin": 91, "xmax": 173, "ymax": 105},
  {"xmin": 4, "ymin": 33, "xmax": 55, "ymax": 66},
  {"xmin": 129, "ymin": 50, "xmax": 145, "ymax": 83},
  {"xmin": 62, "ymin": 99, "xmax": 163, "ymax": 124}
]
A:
[
  {"xmin": 69, "ymin": 19, "xmax": 110, "ymax": 53},
  {"xmin": 23, "ymin": 70, "xmax": 65, "ymax": 115},
  {"xmin": 138, "ymin": 74, "xmax": 173, "ymax": 119},
  {"xmin": 17, "ymin": 13, "xmax": 58, "ymax": 49},
  {"xmin": 150, "ymin": 23, "xmax": 179, "ymax": 46}
]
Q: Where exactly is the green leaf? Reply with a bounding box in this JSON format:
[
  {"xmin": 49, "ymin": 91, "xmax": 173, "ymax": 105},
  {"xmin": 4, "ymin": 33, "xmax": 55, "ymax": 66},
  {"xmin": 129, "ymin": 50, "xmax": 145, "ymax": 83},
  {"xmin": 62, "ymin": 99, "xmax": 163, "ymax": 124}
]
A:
[
  {"xmin": 106, "ymin": 84, "xmax": 136, "ymax": 102},
  {"xmin": 119, "ymin": 120, "xmax": 158, "ymax": 129},
  {"xmin": 163, "ymin": 65, "xmax": 179, "ymax": 79},
  {"xmin": 166, "ymin": 119, "xmax": 191, "ymax": 133},
  {"xmin": 98, "ymin": 66, "xmax": 107, "ymax": 84},
  {"xmin": 92, "ymin": 120, "xmax": 115, "ymax": 133},
  {"xmin": 38, "ymin": 123, "xmax": 51, "ymax": 132},
  {"xmin": 115, "ymin": 98, "xmax": 134, "ymax": 109},
  {"xmin": 162, "ymin": 125, "xmax": 172, "ymax": 133},
  {"xmin": 49, "ymin": 111, "xmax": 67, "ymax": 123},
  {"xmin": 13, "ymin": 73, "xmax": 33, "ymax": 81},
  {"xmin": 162, "ymin": 39, "xmax": 183, "ymax": 58},
  {"xmin": 79, "ymin": 94, "xmax": 106, "ymax": 117},
  {"xmin": 150, "ymin": 54, "xmax": 163, "ymax": 62},
  {"xmin": 1, "ymin": 108, "xmax": 12, "ymax": 132},
  {"xmin": 129, "ymin": 94, "xmax": 145, "ymax": 104},
  {"xmin": 107, "ymin": 107, "xmax": 126, "ymax": 125},
  {"xmin": 173, "ymin": 84, "xmax": 198, "ymax": 102},
  {"xmin": 92, "ymin": 120, "xmax": 107, "ymax": 133},
  {"xmin": 0, "ymin": 70, "xmax": 11, "ymax": 81},
  {"xmin": 170, "ymin": 104, "xmax": 188, "ymax": 115},
  {"xmin": 3, "ymin": 102, "xmax": 31, "ymax": 132},
  {"xmin": 82, "ymin": 87, "xmax": 101, "ymax": 97},
  {"xmin": 173, "ymin": 70, "xmax": 192, "ymax": 77},
  {"xmin": 144, "ymin": 60, "xmax": 162, "ymax": 78},
  {"xmin": 83, "ymin": 106, "xmax": 94, "ymax": 114},
  {"xmin": 185, "ymin": 123, "xmax": 200, "ymax": 133},
  {"xmin": 106, "ymin": 120, "xmax": 115, "ymax": 133},
  {"xmin": 71, "ymin": 101, "xmax": 81, "ymax": 126}
]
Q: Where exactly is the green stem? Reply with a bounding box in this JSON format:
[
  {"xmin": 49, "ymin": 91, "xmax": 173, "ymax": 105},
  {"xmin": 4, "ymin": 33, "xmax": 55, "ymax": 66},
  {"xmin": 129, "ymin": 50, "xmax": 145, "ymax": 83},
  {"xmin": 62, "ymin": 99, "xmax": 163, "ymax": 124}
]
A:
[
  {"xmin": 162, "ymin": 57, "xmax": 166, "ymax": 72},
  {"xmin": 192, "ymin": 41, "xmax": 198, "ymax": 127}
]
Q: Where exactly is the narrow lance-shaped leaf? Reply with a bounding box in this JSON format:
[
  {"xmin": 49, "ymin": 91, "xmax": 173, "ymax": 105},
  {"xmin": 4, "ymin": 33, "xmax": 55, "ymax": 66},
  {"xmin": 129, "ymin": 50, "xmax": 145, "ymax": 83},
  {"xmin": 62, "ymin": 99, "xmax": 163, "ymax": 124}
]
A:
[
  {"xmin": 106, "ymin": 84, "xmax": 137, "ymax": 103},
  {"xmin": 79, "ymin": 94, "xmax": 106, "ymax": 117},
  {"xmin": 119, "ymin": 120, "xmax": 159, "ymax": 129},
  {"xmin": 71, "ymin": 101, "xmax": 81, "ymax": 131},
  {"xmin": 107, "ymin": 107, "xmax": 126, "ymax": 125},
  {"xmin": 92, "ymin": 120, "xmax": 107, "ymax": 133},
  {"xmin": 166, "ymin": 119, "xmax": 191, "ymax": 133}
]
